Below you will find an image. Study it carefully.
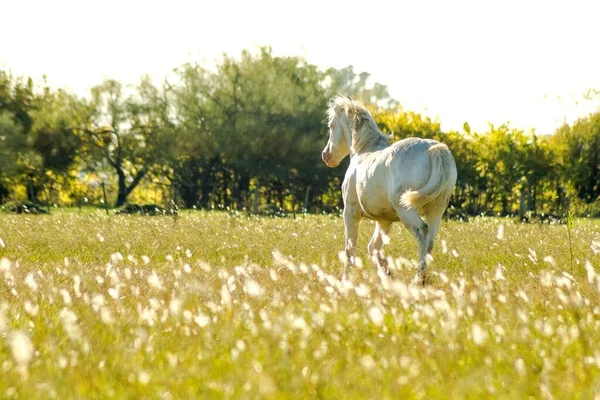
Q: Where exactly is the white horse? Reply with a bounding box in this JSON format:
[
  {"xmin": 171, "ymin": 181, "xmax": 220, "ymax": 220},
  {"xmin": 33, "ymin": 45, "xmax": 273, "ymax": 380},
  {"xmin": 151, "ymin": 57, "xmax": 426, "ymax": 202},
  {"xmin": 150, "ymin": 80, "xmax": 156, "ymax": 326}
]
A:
[{"xmin": 321, "ymin": 95, "xmax": 457, "ymax": 281}]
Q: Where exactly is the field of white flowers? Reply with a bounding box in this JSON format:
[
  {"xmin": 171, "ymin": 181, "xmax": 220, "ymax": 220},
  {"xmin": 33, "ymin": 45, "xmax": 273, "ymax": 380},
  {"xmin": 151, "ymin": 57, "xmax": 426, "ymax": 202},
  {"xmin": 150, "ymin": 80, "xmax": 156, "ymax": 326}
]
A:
[{"xmin": 1, "ymin": 211, "xmax": 600, "ymax": 399}]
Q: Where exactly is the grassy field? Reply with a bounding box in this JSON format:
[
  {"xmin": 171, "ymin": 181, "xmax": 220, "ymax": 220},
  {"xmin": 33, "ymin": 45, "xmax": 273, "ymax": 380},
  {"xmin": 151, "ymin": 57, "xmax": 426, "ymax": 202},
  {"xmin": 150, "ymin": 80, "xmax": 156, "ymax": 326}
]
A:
[{"xmin": 1, "ymin": 210, "xmax": 600, "ymax": 399}]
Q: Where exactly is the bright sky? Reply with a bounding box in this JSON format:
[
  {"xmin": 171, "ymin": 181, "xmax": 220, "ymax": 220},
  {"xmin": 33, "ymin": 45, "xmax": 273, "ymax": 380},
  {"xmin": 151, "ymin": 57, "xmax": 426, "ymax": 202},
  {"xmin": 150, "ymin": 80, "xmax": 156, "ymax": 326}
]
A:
[{"xmin": 2, "ymin": 0, "xmax": 599, "ymax": 134}]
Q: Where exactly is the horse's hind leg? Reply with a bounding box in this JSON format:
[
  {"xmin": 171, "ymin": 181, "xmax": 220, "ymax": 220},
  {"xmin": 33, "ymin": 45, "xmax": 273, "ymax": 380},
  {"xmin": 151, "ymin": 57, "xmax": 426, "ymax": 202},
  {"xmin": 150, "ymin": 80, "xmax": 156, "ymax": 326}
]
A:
[
  {"xmin": 393, "ymin": 206, "xmax": 429, "ymax": 279},
  {"xmin": 368, "ymin": 221, "xmax": 393, "ymax": 275},
  {"xmin": 424, "ymin": 199, "xmax": 450, "ymax": 254}
]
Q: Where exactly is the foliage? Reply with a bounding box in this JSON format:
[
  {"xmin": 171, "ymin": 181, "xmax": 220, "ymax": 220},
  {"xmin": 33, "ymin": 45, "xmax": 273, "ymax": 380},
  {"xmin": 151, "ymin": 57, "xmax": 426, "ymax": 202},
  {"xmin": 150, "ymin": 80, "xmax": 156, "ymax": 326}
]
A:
[{"xmin": 1, "ymin": 47, "xmax": 600, "ymax": 216}]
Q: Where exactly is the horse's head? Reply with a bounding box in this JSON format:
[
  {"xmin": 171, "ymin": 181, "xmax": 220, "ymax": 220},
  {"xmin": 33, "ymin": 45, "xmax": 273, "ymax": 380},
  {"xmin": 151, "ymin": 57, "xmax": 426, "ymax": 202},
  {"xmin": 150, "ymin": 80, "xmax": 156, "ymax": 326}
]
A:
[{"xmin": 322, "ymin": 98, "xmax": 352, "ymax": 168}]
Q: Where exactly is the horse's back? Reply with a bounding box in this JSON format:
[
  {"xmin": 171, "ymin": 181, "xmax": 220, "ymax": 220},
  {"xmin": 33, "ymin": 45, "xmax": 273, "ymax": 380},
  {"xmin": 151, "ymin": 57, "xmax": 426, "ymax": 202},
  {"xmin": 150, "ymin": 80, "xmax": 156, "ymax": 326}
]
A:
[
  {"xmin": 388, "ymin": 138, "xmax": 439, "ymax": 187},
  {"xmin": 349, "ymin": 137, "xmax": 452, "ymax": 220}
]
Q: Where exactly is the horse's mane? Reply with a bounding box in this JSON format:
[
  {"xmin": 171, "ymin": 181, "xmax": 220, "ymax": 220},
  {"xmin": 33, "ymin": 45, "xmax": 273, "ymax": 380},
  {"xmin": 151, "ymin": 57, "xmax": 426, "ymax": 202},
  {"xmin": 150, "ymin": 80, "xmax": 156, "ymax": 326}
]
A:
[{"xmin": 327, "ymin": 95, "xmax": 390, "ymax": 153}]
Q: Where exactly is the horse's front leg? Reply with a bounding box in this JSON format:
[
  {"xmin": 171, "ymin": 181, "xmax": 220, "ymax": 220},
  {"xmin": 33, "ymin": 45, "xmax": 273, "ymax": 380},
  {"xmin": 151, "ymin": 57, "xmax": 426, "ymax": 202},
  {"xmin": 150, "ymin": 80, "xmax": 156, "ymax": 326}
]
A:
[
  {"xmin": 342, "ymin": 208, "xmax": 361, "ymax": 279},
  {"xmin": 368, "ymin": 221, "xmax": 393, "ymax": 275}
]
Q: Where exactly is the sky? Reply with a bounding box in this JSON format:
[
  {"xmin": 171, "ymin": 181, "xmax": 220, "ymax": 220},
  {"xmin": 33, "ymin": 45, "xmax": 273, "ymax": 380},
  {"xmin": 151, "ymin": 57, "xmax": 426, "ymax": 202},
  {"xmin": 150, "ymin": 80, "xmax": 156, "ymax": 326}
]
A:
[{"xmin": 1, "ymin": 0, "xmax": 599, "ymax": 134}]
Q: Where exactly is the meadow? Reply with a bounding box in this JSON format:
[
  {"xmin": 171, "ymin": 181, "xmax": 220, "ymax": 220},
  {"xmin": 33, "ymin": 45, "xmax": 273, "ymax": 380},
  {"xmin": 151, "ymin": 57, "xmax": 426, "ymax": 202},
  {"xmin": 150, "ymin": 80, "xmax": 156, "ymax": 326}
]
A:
[{"xmin": 1, "ymin": 210, "xmax": 600, "ymax": 399}]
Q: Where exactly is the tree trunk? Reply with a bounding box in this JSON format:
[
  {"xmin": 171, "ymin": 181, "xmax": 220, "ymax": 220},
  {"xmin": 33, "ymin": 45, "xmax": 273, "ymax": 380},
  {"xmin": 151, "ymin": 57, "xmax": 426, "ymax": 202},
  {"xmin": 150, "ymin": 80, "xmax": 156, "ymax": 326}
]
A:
[
  {"xmin": 114, "ymin": 165, "xmax": 147, "ymax": 208},
  {"xmin": 199, "ymin": 157, "xmax": 219, "ymax": 209},
  {"xmin": 518, "ymin": 187, "xmax": 526, "ymax": 220},
  {"xmin": 27, "ymin": 176, "xmax": 37, "ymax": 203},
  {"xmin": 116, "ymin": 168, "xmax": 127, "ymax": 207},
  {"xmin": 221, "ymin": 166, "xmax": 229, "ymax": 208},
  {"xmin": 234, "ymin": 172, "xmax": 250, "ymax": 210},
  {"xmin": 253, "ymin": 179, "xmax": 260, "ymax": 215}
]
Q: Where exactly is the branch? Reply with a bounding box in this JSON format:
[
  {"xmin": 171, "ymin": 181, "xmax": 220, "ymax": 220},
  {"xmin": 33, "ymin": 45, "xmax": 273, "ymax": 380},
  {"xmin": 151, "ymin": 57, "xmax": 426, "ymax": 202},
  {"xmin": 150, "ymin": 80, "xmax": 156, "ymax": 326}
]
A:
[{"xmin": 126, "ymin": 166, "xmax": 148, "ymax": 194}]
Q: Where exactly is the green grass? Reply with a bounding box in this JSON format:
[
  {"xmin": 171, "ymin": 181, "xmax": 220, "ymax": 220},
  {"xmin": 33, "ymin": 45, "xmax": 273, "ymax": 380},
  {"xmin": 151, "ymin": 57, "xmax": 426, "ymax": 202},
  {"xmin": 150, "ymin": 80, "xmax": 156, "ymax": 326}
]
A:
[{"xmin": 1, "ymin": 210, "xmax": 600, "ymax": 399}]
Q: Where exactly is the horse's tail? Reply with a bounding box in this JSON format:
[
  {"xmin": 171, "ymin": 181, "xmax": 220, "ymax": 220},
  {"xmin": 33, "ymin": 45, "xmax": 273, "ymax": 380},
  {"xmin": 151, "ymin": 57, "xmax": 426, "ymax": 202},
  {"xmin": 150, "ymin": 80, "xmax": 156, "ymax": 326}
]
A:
[{"xmin": 400, "ymin": 143, "xmax": 457, "ymax": 210}]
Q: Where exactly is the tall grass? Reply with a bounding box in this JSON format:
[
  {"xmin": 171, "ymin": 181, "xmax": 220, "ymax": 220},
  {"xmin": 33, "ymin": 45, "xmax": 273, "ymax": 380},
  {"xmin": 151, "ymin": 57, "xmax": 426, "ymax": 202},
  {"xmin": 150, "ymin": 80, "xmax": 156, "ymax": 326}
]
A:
[{"xmin": 0, "ymin": 210, "xmax": 599, "ymax": 398}]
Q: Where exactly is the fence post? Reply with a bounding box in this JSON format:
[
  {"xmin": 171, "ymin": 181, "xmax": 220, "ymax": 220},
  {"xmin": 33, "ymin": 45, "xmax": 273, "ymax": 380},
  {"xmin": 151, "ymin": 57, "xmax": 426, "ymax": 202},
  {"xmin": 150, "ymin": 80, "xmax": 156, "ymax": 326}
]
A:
[
  {"xmin": 291, "ymin": 192, "xmax": 296, "ymax": 220},
  {"xmin": 101, "ymin": 182, "xmax": 109, "ymax": 216},
  {"xmin": 304, "ymin": 186, "xmax": 311, "ymax": 213},
  {"xmin": 253, "ymin": 180, "xmax": 260, "ymax": 215},
  {"xmin": 173, "ymin": 181, "xmax": 179, "ymax": 222}
]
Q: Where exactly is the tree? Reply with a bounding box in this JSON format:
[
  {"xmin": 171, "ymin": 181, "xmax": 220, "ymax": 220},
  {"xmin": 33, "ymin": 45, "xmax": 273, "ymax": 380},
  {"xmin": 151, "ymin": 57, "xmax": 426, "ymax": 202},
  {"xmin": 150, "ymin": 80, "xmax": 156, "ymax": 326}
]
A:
[
  {"xmin": 554, "ymin": 113, "xmax": 600, "ymax": 204},
  {"xmin": 26, "ymin": 89, "xmax": 82, "ymax": 202},
  {"xmin": 0, "ymin": 112, "xmax": 26, "ymax": 202},
  {"xmin": 173, "ymin": 47, "xmax": 330, "ymax": 211},
  {"xmin": 78, "ymin": 78, "xmax": 172, "ymax": 207},
  {"xmin": 323, "ymin": 66, "xmax": 396, "ymax": 108}
]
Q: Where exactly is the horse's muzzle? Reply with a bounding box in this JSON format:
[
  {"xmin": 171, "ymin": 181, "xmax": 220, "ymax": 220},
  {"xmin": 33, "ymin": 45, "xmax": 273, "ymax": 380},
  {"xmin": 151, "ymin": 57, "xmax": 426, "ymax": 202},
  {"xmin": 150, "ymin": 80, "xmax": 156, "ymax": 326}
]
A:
[{"xmin": 322, "ymin": 150, "xmax": 339, "ymax": 168}]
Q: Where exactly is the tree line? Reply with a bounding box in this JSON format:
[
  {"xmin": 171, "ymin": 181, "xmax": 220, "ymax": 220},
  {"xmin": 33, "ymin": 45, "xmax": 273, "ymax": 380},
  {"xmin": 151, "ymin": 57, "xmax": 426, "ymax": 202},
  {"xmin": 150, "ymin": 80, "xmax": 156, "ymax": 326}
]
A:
[{"xmin": 1, "ymin": 47, "xmax": 599, "ymax": 217}]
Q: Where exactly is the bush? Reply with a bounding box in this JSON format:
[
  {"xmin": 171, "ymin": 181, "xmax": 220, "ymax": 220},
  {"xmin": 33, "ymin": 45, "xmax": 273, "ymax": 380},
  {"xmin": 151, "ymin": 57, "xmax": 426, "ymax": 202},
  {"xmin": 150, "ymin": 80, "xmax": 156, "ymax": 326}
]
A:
[
  {"xmin": 115, "ymin": 203, "xmax": 171, "ymax": 216},
  {"xmin": 2, "ymin": 201, "xmax": 48, "ymax": 214}
]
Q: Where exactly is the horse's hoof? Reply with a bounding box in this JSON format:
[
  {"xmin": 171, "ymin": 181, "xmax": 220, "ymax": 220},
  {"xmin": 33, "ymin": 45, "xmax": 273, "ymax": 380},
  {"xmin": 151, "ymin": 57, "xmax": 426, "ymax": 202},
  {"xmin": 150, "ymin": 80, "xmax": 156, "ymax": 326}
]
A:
[
  {"xmin": 379, "ymin": 266, "xmax": 391, "ymax": 276},
  {"xmin": 413, "ymin": 272, "xmax": 429, "ymax": 286}
]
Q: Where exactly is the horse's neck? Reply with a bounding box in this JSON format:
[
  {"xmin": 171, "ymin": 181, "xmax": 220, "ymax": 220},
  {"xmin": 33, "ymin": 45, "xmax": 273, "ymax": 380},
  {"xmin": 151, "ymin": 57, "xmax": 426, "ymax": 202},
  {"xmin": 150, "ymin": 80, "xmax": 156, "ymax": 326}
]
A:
[
  {"xmin": 372, "ymin": 135, "xmax": 391, "ymax": 151},
  {"xmin": 354, "ymin": 134, "xmax": 390, "ymax": 154}
]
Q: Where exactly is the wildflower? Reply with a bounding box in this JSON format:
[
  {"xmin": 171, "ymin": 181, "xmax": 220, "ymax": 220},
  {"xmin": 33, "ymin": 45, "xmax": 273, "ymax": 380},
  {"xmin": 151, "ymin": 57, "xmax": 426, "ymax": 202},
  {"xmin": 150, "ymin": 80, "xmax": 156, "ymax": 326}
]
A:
[
  {"xmin": 528, "ymin": 248, "xmax": 538, "ymax": 263},
  {"xmin": 355, "ymin": 283, "xmax": 370, "ymax": 298},
  {"xmin": 100, "ymin": 307, "xmax": 114, "ymax": 324},
  {"xmin": 494, "ymin": 266, "xmax": 505, "ymax": 281},
  {"xmin": 24, "ymin": 300, "xmax": 39, "ymax": 316},
  {"xmin": 147, "ymin": 271, "xmax": 163, "ymax": 290},
  {"xmin": 169, "ymin": 298, "xmax": 182, "ymax": 316},
  {"xmin": 24, "ymin": 273, "xmax": 38, "ymax": 291},
  {"xmin": 60, "ymin": 289, "xmax": 72, "ymax": 305},
  {"xmin": 220, "ymin": 285, "xmax": 232, "ymax": 307},
  {"xmin": 138, "ymin": 371, "xmax": 151, "ymax": 385},
  {"xmin": 584, "ymin": 261, "xmax": 596, "ymax": 284},
  {"xmin": 0, "ymin": 257, "xmax": 11, "ymax": 271},
  {"xmin": 441, "ymin": 240, "xmax": 448, "ymax": 254},
  {"xmin": 368, "ymin": 306, "xmax": 384, "ymax": 326},
  {"xmin": 194, "ymin": 312, "xmax": 210, "ymax": 328},
  {"xmin": 496, "ymin": 224, "xmax": 505, "ymax": 240},
  {"xmin": 110, "ymin": 252, "xmax": 123, "ymax": 265},
  {"xmin": 244, "ymin": 279, "xmax": 264, "ymax": 298},
  {"xmin": 8, "ymin": 331, "xmax": 34, "ymax": 366},
  {"xmin": 360, "ymin": 355, "xmax": 376, "ymax": 370},
  {"xmin": 543, "ymin": 256, "xmax": 557, "ymax": 269},
  {"xmin": 592, "ymin": 240, "xmax": 600, "ymax": 255},
  {"xmin": 108, "ymin": 287, "xmax": 119, "ymax": 300},
  {"xmin": 471, "ymin": 323, "xmax": 487, "ymax": 345},
  {"xmin": 167, "ymin": 352, "xmax": 179, "ymax": 368},
  {"xmin": 0, "ymin": 310, "xmax": 6, "ymax": 334},
  {"xmin": 73, "ymin": 275, "xmax": 81, "ymax": 297},
  {"xmin": 292, "ymin": 316, "xmax": 310, "ymax": 335},
  {"xmin": 514, "ymin": 358, "xmax": 527, "ymax": 377},
  {"xmin": 60, "ymin": 308, "xmax": 81, "ymax": 341}
]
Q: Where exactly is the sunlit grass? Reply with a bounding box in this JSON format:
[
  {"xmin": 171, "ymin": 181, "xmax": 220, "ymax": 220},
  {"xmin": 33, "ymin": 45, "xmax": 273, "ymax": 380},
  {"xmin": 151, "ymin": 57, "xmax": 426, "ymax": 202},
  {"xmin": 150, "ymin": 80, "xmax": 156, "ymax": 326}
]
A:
[{"xmin": 1, "ymin": 210, "xmax": 600, "ymax": 398}]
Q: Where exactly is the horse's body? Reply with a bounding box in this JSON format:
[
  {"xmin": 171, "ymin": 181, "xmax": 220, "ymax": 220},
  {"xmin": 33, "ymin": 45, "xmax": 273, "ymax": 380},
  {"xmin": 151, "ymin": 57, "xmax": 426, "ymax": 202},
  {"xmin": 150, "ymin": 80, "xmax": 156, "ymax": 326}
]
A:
[{"xmin": 322, "ymin": 96, "xmax": 457, "ymax": 280}]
